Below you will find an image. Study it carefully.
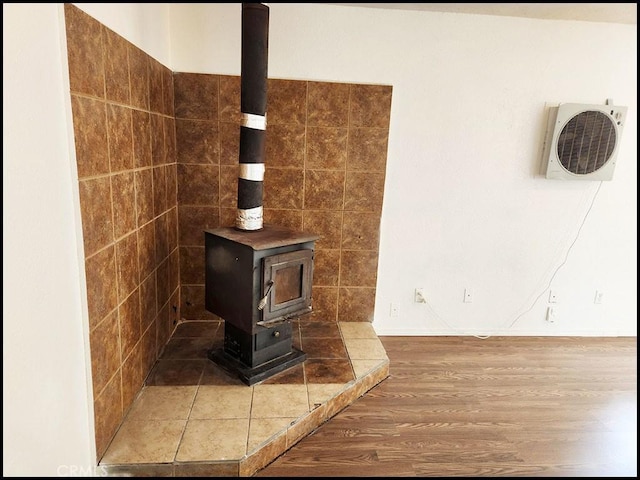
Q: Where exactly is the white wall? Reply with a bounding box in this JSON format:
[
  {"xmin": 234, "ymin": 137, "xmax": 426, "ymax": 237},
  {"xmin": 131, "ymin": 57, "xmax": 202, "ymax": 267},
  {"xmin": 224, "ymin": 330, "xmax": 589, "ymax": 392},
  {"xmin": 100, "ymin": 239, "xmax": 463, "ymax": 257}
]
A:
[
  {"xmin": 3, "ymin": 4, "xmax": 95, "ymax": 476},
  {"xmin": 170, "ymin": 3, "xmax": 637, "ymax": 337},
  {"xmin": 1, "ymin": 2, "xmax": 635, "ymax": 476},
  {"xmin": 3, "ymin": 3, "xmax": 174, "ymax": 477}
]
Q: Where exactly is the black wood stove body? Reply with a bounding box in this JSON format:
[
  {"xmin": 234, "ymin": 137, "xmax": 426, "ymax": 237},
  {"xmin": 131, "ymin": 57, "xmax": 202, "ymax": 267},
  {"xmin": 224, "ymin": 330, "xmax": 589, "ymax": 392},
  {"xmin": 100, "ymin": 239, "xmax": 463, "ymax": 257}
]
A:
[{"xmin": 205, "ymin": 225, "xmax": 318, "ymax": 385}]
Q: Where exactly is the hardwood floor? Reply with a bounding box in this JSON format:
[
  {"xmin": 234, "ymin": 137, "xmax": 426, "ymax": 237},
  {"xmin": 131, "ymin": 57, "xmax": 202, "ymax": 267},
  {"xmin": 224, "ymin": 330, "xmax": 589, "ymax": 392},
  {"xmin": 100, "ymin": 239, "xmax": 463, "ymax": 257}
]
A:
[{"xmin": 256, "ymin": 336, "xmax": 637, "ymax": 477}]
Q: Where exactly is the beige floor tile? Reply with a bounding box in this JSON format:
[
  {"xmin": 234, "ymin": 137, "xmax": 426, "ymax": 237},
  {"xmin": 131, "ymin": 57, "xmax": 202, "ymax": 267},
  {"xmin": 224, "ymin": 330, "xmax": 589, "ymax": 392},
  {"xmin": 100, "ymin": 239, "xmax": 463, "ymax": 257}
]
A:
[
  {"xmin": 126, "ymin": 386, "xmax": 198, "ymax": 421},
  {"xmin": 351, "ymin": 358, "xmax": 385, "ymax": 378},
  {"xmin": 307, "ymin": 383, "xmax": 346, "ymax": 409},
  {"xmin": 339, "ymin": 322, "xmax": 378, "ymax": 339},
  {"xmin": 343, "ymin": 337, "xmax": 388, "ymax": 360},
  {"xmin": 251, "ymin": 384, "xmax": 309, "ymax": 418},
  {"xmin": 100, "ymin": 420, "xmax": 185, "ymax": 464},
  {"xmin": 190, "ymin": 385, "xmax": 253, "ymax": 420},
  {"xmin": 247, "ymin": 417, "xmax": 295, "ymax": 452},
  {"xmin": 176, "ymin": 418, "xmax": 249, "ymax": 462},
  {"xmin": 99, "ymin": 322, "xmax": 390, "ymax": 472}
]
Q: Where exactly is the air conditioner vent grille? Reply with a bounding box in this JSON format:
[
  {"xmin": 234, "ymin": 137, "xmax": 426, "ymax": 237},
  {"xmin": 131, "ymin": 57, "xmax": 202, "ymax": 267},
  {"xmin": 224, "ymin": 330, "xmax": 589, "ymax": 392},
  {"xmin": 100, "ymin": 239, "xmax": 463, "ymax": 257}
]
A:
[
  {"xmin": 542, "ymin": 102, "xmax": 627, "ymax": 181},
  {"xmin": 557, "ymin": 110, "xmax": 617, "ymax": 175}
]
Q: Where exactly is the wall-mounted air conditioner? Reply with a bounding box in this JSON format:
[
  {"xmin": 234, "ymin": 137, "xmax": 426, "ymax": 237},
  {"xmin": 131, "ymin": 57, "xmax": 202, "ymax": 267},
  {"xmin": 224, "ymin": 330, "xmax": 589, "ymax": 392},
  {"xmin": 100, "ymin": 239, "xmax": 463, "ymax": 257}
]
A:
[{"xmin": 541, "ymin": 101, "xmax": 627, "ymax": 181}]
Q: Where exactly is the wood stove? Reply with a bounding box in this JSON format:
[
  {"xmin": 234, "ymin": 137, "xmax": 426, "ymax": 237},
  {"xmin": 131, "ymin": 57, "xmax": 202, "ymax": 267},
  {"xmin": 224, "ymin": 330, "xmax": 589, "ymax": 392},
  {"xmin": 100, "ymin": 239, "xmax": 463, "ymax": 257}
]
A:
[
  {"xmin": 205, "ymin": 3, "xmax": 319, "ymax": 385},
  {"xmin": 205, "ymin": 225, "xmax": 318, "ymax": 385}
]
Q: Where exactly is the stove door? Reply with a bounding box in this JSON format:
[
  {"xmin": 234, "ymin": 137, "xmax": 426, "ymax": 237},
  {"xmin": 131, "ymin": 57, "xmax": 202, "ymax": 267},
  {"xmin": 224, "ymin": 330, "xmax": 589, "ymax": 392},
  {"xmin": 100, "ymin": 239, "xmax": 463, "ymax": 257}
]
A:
[{"xmin": 260, "ymin": 248, "xmax": 313, "ymax": 323}]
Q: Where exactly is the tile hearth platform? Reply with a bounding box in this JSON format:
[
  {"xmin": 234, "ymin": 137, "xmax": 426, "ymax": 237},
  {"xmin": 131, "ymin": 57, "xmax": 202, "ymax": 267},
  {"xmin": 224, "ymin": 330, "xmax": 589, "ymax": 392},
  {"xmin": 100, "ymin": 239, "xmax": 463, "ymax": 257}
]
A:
[{"xmin": 99, "ymin": 320, "xmax": 389, "ymax": 476}]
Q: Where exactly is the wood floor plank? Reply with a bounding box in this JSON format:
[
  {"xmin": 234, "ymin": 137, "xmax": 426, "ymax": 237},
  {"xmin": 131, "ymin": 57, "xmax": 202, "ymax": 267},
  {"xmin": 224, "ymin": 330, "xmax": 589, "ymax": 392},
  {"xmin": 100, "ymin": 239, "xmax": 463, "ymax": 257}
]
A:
[{"xmin": 255, "ymin": 336, "xmax": 637, "ymax": 477}]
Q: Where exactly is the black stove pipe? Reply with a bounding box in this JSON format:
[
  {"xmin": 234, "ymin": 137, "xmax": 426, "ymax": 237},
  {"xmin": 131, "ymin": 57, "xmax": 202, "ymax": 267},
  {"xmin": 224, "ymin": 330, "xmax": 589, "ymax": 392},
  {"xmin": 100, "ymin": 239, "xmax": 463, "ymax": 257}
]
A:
[{"xmin": 236, "ymin": 3, "xmax": 269, "ymax": 231}]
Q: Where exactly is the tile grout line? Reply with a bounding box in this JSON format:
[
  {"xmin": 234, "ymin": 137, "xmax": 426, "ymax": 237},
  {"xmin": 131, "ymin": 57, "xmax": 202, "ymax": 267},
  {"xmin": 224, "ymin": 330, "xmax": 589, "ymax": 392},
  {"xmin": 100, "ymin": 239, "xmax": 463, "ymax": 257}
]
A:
[
  {"xmin": 244, "ymin": 384, "xmax": 257, "ymax": 459},
  {"xmin": 172, "ymin": 382, "xmax": 202, "ymax": 463}
]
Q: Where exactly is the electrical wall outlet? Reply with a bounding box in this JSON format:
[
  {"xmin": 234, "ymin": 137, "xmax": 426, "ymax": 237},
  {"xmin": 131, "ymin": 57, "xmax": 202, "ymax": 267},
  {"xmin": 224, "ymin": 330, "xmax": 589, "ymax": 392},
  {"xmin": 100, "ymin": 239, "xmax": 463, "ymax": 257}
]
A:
[
  {"xmin": 548, "ymin": 290, "xmax": 558, "ymax": 303},
  {"xmin": 464, "ymin": 288, "xmax": 473, "ymax": 303},
  {"xmin": 546, "ymin": 306, "xmax": 557, "ymax": 322},
  {"xmin": 594, "ymin": 291, "xmax": 604, "ymax": 304},
  {"xmin": 390, "ymin": 303, "xmax": 399, "ymax": 317},
  {"xmin": 415, "ymin": 288, "xmax": 427, "ymax": 303}
]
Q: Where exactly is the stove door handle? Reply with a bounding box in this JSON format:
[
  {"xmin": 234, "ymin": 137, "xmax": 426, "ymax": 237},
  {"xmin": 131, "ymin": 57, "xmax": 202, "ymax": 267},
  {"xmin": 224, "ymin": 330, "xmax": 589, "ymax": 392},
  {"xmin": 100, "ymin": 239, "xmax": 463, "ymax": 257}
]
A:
[{"xmin": 258, "ymin": 280, "xmax": 274, "ymax": 310}]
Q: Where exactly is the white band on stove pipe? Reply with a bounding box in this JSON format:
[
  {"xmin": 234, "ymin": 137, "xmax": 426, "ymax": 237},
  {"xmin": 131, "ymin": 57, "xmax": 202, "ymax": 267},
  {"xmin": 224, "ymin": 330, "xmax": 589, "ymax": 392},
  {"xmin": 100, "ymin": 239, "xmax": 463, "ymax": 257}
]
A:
[
  {"xmin": 241, "ymin": 112, "xmax": 266, "ymax": 130},
  {"xmin": 238, "ymin": 163, "xmax": 265, "ymax": 181},
  {"xmin": 236, "ymin": 206, "xmax": 263, "ymax": 230}
]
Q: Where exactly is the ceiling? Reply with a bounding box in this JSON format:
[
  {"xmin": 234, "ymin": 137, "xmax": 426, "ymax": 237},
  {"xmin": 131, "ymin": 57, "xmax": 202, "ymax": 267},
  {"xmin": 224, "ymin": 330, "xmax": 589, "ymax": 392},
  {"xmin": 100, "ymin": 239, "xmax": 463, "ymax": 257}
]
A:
[{"xmin": 317, "ymin": 3, "xmax": 637, "ymax": 25}]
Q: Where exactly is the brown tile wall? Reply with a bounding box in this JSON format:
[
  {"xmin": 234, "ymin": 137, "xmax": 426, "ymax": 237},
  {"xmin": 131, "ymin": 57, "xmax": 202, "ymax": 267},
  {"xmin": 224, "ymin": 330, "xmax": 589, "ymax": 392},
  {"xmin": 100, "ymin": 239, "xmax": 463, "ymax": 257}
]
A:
[
  {"xmin": 65, "ymin": 4, "xmax": 179, "ymax": 459},
  {"xmin": 175, "ymin": 75, "xmax": 392, "ymax": 325},
  {"xmin": 65, "ymin": 2, "xmax": 391, "ymax": 460}
]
